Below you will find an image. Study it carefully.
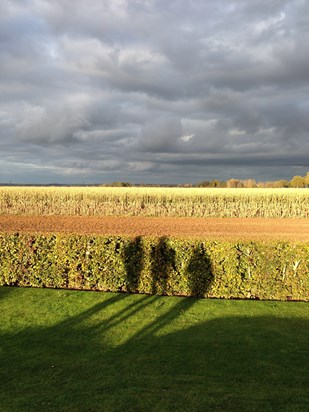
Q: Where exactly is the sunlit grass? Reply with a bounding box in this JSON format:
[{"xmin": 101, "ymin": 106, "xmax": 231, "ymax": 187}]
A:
[{"xmin": 0, "ymin": 287, "xmax": 308, "ymax": 411}]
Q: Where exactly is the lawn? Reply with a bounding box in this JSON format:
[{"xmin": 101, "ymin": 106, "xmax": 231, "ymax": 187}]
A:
[{"xmin": 0, "ymin": 286, "xmax": 308, "ymax": 411}]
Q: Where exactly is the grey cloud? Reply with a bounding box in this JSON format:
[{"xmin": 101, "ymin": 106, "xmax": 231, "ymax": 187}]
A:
[
  {"xmin": 15, "ymin": 101, "xmax": 90, "ymax": 145},
  {"xmin": 0, "ymin": 0, "xmax": 308, "ymax": 184},
  {"xmin": 140, "ymin": 117, "xmax": 182, "ymax": 152}
]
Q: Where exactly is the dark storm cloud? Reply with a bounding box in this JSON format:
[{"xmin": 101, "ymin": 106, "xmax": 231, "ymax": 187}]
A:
[{"xmin": 0, "ymin": 0, "xmax": 308, "ymax": 183}]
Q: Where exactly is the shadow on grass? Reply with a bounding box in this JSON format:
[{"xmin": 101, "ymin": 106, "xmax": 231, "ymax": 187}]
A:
[
  {"xmin": 0, "ymin": 285, "xmax": 15, "ymax": 300},
  {"xmin": 0, "ymin": 291, "xmax": 308, "ymax": 412}
]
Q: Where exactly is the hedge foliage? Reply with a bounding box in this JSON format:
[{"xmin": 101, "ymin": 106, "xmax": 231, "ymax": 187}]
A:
[{"xmin": 0, "ymin": 234, "xmax": 308, "ymax": 301}]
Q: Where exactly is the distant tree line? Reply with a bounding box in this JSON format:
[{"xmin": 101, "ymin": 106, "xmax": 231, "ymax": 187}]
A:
[
  {"xmin": 101, "ymin": 181, "xmax": 132, "ymax": 187},
  {"xmin": 195, "ymin": 171, "xmax": 309, "ymax": 188},
  {"xmin": 101, "ymin": 171, "xmax": 309, "ymax": 188}
]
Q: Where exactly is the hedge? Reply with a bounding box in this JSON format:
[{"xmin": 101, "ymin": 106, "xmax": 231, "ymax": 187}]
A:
[{"xmin": 0, "ymin": 234, "xmax": 308, "ymax": 301}]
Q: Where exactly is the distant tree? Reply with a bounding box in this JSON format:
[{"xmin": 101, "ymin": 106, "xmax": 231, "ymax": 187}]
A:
[
  {"xmin": 180, "ymin": 183, "xmax": 193, "ymax": 188},
  {"xmin": 197, "ymin": 181, "xmax": 210, "ymax": 187},
  {"xmin": 208, "ymin": 179, "xmax": 222, "ymax": 187},
  {"xmin": 208, "ymin": 180, "xmax": 216, "ymax": 188},
  {"xmin": 226, "ymin": 179, "xmax": 237, "ymax": 188},
  {"xmin": 304, "ymin": 172, "xmax": 309, "ymax": 187},
  {"xmin": 273, "ymin": 180, "xmax": 290, "ymax": 188},
  {"xmin": 101, "ymin": 181, "xmax": 132, "ymax": 187},
  {"xmin": 243, "ymin": 179, "xmax": 257, "ymax": 188},
  {"xmin": 226, "ymin": 179, "xmax": 243, "ymax": 188},
  {"xmin": 290, "ymin": 175, "xmax": 305, "ymax": 188}
]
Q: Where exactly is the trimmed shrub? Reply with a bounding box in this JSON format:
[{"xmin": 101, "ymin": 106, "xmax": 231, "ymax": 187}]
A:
[{"xmin": 0, "ymin": 234, "xmax": 308, "ymax": 301}]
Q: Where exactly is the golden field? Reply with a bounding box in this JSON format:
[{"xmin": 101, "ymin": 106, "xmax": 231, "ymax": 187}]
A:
[{"xmin": 0, "ymin": 186, "xmax": 308, "ymax": 218}]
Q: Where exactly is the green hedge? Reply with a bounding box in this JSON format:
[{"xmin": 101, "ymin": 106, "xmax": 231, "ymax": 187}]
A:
[{"xmin": 0, "ymin": 234, "xmax": 308, "ymax": 301}]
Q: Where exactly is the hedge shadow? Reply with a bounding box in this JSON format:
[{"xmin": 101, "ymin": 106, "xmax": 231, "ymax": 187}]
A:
[
  {"xmin": 186, "ymin": 243, "xmax": 214, "ymax": 297},
  {"xmin": 122, "ymin": 236, "xmax": 144, "ymax": 293},
  {"xmin": 150, "ymin": 237, "xmax": 176, "ymax": 295}
]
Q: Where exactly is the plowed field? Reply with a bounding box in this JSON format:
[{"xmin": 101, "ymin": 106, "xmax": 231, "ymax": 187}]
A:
[{"xmin": 0, "ymin": 216, "xmax": 308, "ymax": 241}]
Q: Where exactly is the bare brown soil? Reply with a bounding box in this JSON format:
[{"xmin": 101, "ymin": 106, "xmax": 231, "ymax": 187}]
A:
[{"xmin": 0, "ymin": 215, "xmax": 308, "ymax": 241}]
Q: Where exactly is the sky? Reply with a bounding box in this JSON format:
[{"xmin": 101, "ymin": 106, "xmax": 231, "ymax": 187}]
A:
[{"xmin": 0, "ymin": 0, "xmax": 308, "ymax": 184}]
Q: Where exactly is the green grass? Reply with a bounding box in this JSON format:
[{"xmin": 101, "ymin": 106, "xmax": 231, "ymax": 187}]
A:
[{"xmin": 0, "ymin": 287, "xmax": 308, "ymax": 411}]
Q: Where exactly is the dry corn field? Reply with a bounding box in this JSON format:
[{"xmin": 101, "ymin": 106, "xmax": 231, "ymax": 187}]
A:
[
  {"xmin": 1, "ymin": 187, "xmax": 308, "ymax": 240},
  {"xmin": 0, "ymin": 187, "xmax": 308, "ymax": 218}
]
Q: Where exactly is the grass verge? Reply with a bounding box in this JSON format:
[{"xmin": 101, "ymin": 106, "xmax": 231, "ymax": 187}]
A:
[{"xmin": 0, "ymin": 286, "xmax": 308, "ymax": 411}]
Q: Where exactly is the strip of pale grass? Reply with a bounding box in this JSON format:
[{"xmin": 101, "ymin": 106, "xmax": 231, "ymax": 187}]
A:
[
  {"xmin": 0, "ymin": 287, "xmax": 308, "ymax": 411},
  {"xmin": 0, "ymin": 186, "xmax": 308, "ymax": 217}
]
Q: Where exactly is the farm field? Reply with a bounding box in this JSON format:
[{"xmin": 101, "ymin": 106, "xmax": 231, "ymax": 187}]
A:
[
  {"xmin": 0, "ymin": 186, "xmax": 308, "ymax": 218},
  {"xmin": 0, "ymin": 186, "xmax": 308, "ymax": 241},
  {"xmin": 0, "ymin": 187, "xmax": 308, "ymax": 299},
  {"xmin": 0, "ymin": 287, "xmax": 308, "ymax": 411},
  {"xmin": 0, "ymin": 215, "xmax": 308, "ymax": 241},
  {"xmin": 1, "ymin": 187, "xmax": 308, "ymax": 409}
]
